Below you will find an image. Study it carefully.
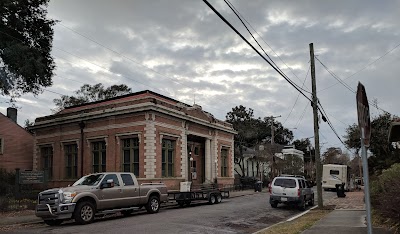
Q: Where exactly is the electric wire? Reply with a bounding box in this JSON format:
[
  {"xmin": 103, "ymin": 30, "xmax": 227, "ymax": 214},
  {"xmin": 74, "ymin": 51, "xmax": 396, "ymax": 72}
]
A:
[
  {"xmin": 224, "ymin": 0, "xmax": 311, "ymax": 91},
  {"xmin": 320, "ymin": 42, "xmax": 400, "ymax": 91},
  {"xmin": 203, "ymin": 0, "xmax": 313, "ymax": 105}
]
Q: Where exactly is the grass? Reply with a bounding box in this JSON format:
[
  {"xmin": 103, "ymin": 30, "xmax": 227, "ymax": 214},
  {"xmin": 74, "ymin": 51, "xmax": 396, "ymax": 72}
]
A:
[{"xmin": 259, "ymin": 209, "xmax": 332, "ymax": 234}]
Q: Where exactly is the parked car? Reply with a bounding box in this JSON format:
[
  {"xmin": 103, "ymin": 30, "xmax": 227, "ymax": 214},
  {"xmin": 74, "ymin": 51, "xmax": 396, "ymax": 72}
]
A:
[
  {"xmin": 35, "ymin": 172, "xmax": 168, "ymax": 225},
  {"xmin": 269, "ymin": 175, "xmax": 314, "ymax": 211}
]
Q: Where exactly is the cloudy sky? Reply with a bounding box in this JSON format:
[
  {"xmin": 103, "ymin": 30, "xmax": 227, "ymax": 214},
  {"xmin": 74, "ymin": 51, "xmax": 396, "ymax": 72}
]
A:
[{"xmin": 2, "ymin": 0, "xmax": 400, "ymax": 154}]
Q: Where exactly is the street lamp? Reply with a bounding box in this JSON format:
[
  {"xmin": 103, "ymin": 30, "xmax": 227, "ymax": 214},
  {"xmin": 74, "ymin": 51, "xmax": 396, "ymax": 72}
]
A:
[
  {"xmin": 189, "ymin": 152, "xmax": 193, "ymax": 182},
  {"xmin": 214, "ymin": 158, "xmax": 218, "ymax": 185}
]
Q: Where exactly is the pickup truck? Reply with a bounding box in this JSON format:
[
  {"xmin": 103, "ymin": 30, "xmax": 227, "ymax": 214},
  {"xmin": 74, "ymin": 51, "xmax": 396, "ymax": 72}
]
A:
[{"xmin": 35, "ymin": 172, "xmax": 168, "ymax": 225}]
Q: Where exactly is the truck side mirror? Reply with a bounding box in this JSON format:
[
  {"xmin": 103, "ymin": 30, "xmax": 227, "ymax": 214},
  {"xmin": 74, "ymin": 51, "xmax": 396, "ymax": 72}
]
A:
[{"xmin": 100, "ymin": 179, "xmax": 115, "ymax": 189}]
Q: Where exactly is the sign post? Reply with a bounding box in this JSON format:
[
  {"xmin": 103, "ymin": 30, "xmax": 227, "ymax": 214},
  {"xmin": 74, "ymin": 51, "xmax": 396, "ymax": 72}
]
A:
[{"xmin": 356, "ymin": 82, "xmax": 372, "ymax": 234}]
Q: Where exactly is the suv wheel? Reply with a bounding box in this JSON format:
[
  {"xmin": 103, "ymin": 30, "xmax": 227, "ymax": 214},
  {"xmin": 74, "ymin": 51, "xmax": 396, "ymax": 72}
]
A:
[
  {"xmin": 298, "ymin": 198, "xmax": 306, "ymax": 211},
  {"xmin": 271, "ymin": 202, "xmax": 278, "ymax": 208},
  {"xmin": 308, "ymin": 195, "xmax": 315, "ymax": 206}
]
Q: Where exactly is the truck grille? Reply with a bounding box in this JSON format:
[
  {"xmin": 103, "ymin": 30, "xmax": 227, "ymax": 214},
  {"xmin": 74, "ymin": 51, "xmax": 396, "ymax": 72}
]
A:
[{"xmin": 38, "ymin": 191, "xmax": 60, "ymax": 206}]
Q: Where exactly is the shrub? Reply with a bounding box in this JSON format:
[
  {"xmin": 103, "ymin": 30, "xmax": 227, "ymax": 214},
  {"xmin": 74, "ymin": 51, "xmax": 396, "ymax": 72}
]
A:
[
  {"xmin": 370, "ymin": 163, "xmax": 400, "ymax": 232},
  {"xmin": 0, "ymin": 169, "xmax": 15, "ymax": 197}
]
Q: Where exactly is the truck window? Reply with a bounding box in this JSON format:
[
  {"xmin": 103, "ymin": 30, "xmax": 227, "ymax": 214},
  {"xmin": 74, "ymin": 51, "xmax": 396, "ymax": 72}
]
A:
[
  {"xmin": 102, "ymin": 174, "xmax": 120, "ymax": 186},
  {"xmin": 121, "ymin": 174, "xmax": 135, "ymax": 186},
  {"xmin": 73, "ymin": 174, "xmax": 104, "ymax": 186},
  {"xmin": 330, "ymin": 170, "xmax": 340, "ymax": 175}
]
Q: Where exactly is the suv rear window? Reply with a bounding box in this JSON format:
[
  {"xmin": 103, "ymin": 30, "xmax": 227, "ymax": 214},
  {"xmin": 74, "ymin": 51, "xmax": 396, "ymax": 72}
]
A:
[{"xmin": 274, "ymin": 178, "xmax": 296, "ymax": 188}]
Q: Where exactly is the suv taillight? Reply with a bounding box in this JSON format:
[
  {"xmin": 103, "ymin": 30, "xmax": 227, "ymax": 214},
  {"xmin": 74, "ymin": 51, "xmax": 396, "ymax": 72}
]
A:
[{"xmin": 298, "ymin": 188, "xmax": 301, "ymax": 197}]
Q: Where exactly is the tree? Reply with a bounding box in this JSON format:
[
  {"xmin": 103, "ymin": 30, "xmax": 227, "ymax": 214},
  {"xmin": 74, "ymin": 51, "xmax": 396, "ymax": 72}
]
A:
[
  {"xmin": 226, "ymin": 105, "xmax": 293, "ymax": 177},
  {"xmin": 0, "ymin": 0, "xmax": 56, "ymax": 96},
  {"xmin": 52, "ymin": 83, "xmax": 132, "ymax": 112},
  {"xmin": 280, "ymin": 154, "xmax": 304, "ymax": 175},
  {"xmin": 344, "ymin": 113, "xmax": 400, "ymax": 175}
]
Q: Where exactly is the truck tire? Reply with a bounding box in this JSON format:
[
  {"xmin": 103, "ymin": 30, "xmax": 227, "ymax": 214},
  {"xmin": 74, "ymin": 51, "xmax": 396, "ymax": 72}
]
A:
[
  {"xmin": 74, "ymin": 201, "xmax": 95, "ymax": 225},
  {"xmin": 44, "ymin": 219, "xmax": 63, "ymax": 226},
  {"xmin": 215, "ymin": 194, "xmax": 222, "ymax": 204},
  {"xmin": 208, "ymin": 194, "xmax": 216, "ymax": 205},
  {"xmin": 146, "ymin": 196, "xmax": 160, "ymax": 214}
]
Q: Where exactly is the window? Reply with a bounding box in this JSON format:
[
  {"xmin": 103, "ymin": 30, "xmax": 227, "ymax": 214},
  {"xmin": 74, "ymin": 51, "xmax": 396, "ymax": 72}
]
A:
[
  {"xmin": 121, "ymin": 138, "xmax": 140, "ymax": 176},
  {"xmin": 330, "ymin": 170, "xmax": 340, "ymax": 175},
  {"xmin": 0, "ymin": 138, "xmax": 3, "ymax": 154},
  {"xmin": 162, "ymin": 139, "xmax": 175, "ymax": 177},
  {"xmin": 221, "ymin": 148, "xmax": 228, "ymax": 177},
  {"xmin": 194, "ymin": 146, "xmax": 199, "ymax": 155},
  {"xmin": 92, "ymin": 141, "xmax": 106, "ymax": 173},
  {"xmin": 121, "ymin": 174, "xmax": 135, "ymax": 186},
  {"xmin": 274, "ymin": 178, "xmax": 296, "ymax": 188},
  {"xmin": 41, "ymin": 146, "xmax": 53, "ymax": 179},
  {"xmin": 65, "ymin": 144, "xmax": 78, "ymax": 179},
  {"xmin": 102, "ymin": 174, "xmax": 120, "ymax": 186}
]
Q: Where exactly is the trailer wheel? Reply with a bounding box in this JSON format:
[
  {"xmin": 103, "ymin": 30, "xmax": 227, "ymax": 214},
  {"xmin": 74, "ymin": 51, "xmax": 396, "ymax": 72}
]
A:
[
  {"xmin": 185, "ymin": 201, "xmax": 191, "ymax": 206},
  {"xmin": 146, "ymin": 196, "xmax": 160, "ymax": 214},
  {"xmin": 44, "ymin": 219, "xmax": 63, "ymax": 226},
  {"xmin": 215, "ymin": 194, "xmax": 222, "ymax": 204},
  {"xmin": 177, "ymin": 201, "xmax": 185, "ymax": 207},
  {"xmin": 208, "ymin": 194, "xmax": 216, "ymax": 205}
]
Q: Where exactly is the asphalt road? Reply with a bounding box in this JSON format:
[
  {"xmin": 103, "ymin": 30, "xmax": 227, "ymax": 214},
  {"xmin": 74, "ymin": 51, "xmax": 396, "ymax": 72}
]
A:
[{"xmin": 6, "ymin": 189, "xmax": 337, "ymax": 234}]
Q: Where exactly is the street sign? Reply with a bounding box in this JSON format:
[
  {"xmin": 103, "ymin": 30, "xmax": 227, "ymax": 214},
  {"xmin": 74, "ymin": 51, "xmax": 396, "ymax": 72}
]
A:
[
  {"xmin": 19, "ymin": 171, "xmax": 45, "ymax": 184},
  {"xmin": 356, "ymin": 82, "xmax": 371, "ymax": 147}
]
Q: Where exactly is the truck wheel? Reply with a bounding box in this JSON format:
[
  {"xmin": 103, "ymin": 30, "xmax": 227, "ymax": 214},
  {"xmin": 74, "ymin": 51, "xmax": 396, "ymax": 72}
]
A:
[
  {"xmin": 146, "ymin": 196, "xmax": 160, "ymax": 214},
  {"xmin": 44, "ymin": 219, "xmax": 63, "ymax": 226},
  {"xmin": 74, "ymin": 201, "xmax": 95, "ymax": 225},
  {"xmin": 208, "ymin": 194, "xmax": 216, "ymax": 205},
  {"xmin": 121, "ymin": 210, "xmax": 133, "ymax": 216},
  {"xmin": 215, "ymin": 194, "xmax": 222, "ymax": 204}
]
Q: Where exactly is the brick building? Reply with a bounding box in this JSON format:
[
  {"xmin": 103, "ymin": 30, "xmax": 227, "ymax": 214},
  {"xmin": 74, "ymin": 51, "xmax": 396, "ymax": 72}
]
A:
[
  {"xmin": 31, "ymin": 90, "xmax": 236, "ymax": 189},
  {"xmin": 0, "ymin": 108, "xmax": 34, "ymax": 172}
]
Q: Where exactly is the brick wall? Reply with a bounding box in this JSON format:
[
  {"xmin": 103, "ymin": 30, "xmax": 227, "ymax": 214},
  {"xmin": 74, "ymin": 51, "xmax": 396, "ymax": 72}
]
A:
[{"xmin": 0, "ymin": 114, "xmax": 33, "ymax": 172}]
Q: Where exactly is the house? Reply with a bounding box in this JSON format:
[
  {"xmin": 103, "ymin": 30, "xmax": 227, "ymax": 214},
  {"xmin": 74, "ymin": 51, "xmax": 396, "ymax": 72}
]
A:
[
  {"xmin": 0, "ymin": 108, "xmax": 34, "ymax": 172},
  {"xmin": 30, "ymin": 90, "xmax": 236, "ymax": 189}
]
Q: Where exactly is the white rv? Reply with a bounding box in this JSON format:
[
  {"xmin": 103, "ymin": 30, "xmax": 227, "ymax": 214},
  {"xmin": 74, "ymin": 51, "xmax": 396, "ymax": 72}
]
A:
[{"xmin": 322, "ymin": 164, "xmax": 350, "ymax": 191}]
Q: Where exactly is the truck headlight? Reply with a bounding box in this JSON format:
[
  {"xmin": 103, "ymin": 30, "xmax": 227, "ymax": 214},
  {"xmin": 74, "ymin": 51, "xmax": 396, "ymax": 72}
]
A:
[{"xmin": 62, "ymin": 192, "xmax": 77, "ymax": 203}]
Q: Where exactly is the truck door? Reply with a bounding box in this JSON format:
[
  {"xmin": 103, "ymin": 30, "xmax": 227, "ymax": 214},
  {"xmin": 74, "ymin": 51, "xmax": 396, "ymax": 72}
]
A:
[
  {"xmin": 98, "ymin": 174, "xmax": 124, "ymax": 209},
  {"xmin": 120, "ymin": 173, "xmax": 140, "ymax": 207}
]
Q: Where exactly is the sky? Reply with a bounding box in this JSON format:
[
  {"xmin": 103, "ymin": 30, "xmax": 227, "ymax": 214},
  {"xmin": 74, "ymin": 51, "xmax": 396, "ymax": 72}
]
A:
[{"xmin": 1, "ymin": 0, "xmax": 400, "ymax": 154}]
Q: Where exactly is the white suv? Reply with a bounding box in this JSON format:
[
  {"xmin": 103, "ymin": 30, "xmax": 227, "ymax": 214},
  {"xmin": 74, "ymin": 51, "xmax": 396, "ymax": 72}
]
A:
[{"xmin": 269, "ymin": 175, "xmax": 314, "ymax": 211}]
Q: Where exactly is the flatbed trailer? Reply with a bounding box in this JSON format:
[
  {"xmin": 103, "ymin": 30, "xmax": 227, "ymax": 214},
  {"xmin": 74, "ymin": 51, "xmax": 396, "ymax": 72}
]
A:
[{"xmin": 168, "ymin": 183, "xmax": 230, "ymax": 207}]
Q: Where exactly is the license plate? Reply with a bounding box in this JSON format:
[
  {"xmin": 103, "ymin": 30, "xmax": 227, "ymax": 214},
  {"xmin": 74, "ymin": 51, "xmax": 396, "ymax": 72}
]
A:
[{"xmin": 281, "ymin": 197, "xmax": 287, "ymax": 201}]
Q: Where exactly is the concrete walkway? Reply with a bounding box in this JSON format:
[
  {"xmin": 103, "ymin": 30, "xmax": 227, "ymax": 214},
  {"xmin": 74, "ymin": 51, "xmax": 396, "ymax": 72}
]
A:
[
  {"xmin": 302, "ymin": 190, "xmax": 393, "ymax": 234},
  {"xmin": 0, "ymin": 189, "xmax": 260, "ymax": 227}
]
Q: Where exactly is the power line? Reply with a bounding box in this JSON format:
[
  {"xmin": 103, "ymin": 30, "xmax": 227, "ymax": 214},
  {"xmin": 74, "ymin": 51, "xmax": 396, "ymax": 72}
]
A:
[
  {"xmin": 223, "ymin": 0, "xmax": 311, "ymax": 95},
  {"xmin": 283, "ymin": 65, "xmax": 310, "ymax": 125},
  {"xmin": 223, "ymin": 0, "xmax": 311, "ymax": 91},
  {"xmin": 315, "ymin": 56, "xmax": 390, "ymax": 114},
  {"xmin": 320, "ymin": 42, "xmax": 400, "ymax": 91},
  {"xmin": 203, "ymin": 0, "xmax": 313, "ymax": 105}
]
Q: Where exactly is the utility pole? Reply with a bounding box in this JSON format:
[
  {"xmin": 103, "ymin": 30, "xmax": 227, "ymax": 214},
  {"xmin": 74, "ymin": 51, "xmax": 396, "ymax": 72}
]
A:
[
  {"xmin": 270, "ymin": 115, "xmax": 281, "ymax": 178},
  {"xmin": 309, "ymin": 43, "xmax": 323, "ymax": 208}
]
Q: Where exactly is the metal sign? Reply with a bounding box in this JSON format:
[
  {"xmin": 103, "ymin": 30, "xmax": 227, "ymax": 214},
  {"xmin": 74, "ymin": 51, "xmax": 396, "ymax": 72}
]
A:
[
  {"xmin": 356, "ymin": 82, "xmax": 371, "ymax": 147},
  {"xmin": 19, "ymin": 171, "xmax": 45, "ymax": 184}
]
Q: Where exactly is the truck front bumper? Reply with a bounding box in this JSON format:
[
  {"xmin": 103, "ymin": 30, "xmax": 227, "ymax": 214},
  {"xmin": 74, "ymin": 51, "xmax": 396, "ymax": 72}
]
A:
[{"xmin": 35, "ymin": 203, "xmax": 76, "ymax": 220}]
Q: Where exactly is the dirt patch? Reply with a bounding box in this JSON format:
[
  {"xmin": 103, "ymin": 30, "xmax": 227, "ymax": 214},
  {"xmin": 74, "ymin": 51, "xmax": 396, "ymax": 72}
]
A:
[{"xmin": 0, "ymin": 210, "xmax": 35, "ymax": 218}]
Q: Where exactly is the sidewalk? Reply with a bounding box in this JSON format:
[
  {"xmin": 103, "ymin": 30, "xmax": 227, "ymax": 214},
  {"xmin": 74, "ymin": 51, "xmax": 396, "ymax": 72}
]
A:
[
  {"xmin": 0, "ymin": 189, "xmax": 259, "ymax": 227},
  {"xmin": 302, "ymin": 190, "xmax": 393, "ymax": 234}
]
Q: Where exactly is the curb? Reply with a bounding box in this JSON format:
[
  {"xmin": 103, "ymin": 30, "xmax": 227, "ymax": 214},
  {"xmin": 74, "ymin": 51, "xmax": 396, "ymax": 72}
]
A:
[{"xmin": 252, "ymin": 205, "xmax": 318, "ymax": 234}]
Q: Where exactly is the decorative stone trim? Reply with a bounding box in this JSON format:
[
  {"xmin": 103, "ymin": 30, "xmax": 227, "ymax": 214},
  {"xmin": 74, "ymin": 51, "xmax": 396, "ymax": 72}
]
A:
[
  {"xmin": 115, "ymin": 132, "xmax": 142, "ymax": 145},
  {"xmin": 86, "ymin": 136, "xmax": 108, "ymax": 147}
]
